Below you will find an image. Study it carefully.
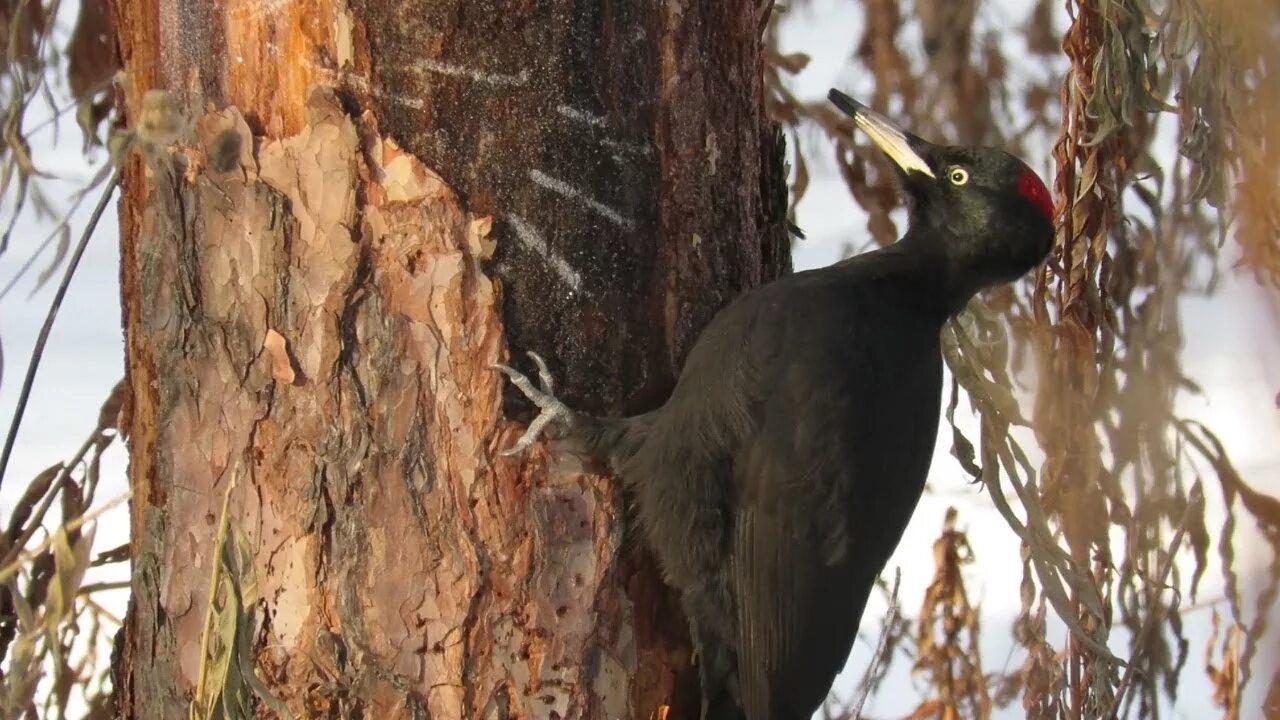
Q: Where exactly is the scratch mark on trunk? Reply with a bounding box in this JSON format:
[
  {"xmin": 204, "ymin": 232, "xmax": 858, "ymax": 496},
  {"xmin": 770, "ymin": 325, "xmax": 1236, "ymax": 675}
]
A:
[
  {"xmin": 409, "ymin": 59, "xmax": 530, "ymax": 88},
  {"xmin": 527, "ymin": 170, "xmax": 636, "ymax": 231},
  {"xmin": 505, "ymin": 213, "xmax": 583, "ymax": 293},
  {"xmin": 557, "ymin": 105, "xmax": 608, "ymax": 128}
]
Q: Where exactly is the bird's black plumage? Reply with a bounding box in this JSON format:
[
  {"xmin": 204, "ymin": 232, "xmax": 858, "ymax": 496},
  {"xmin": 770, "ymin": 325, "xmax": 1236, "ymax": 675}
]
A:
[{"xmin": 495, "ymin": 89, "xmax": 1055, "ymax": 720}]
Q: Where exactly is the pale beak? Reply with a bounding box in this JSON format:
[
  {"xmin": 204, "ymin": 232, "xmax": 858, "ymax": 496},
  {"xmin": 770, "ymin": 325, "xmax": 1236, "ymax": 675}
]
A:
[{"xmin": 828, "ymin": 89, "xmax": 936, "ymax": 179}]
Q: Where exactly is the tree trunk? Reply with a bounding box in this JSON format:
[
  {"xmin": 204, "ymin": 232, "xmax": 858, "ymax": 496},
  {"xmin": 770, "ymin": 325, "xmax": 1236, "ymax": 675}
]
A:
[{"xmin": 108, "ymin": 1, "xmax": 789, "ymax": 718}]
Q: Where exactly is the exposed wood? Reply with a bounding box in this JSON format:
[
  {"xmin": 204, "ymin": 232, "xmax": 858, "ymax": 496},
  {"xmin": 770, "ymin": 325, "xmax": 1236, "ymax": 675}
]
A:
[{"xmin": 108, "ymin": 1, "xmax": 790, "ymax": 717}]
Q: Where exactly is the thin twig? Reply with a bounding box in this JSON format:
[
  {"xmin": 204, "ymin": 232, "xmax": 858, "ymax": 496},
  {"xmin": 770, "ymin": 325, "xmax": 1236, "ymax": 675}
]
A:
[
  {"xmin": 81, "ymin": 594, "xmax": 125, "ymax": 625},
  {"xmin": 0, "ymin": 166, "xmax": 121, "ymax": 494},
  {"xmin": 1105, "ymin": 482, "xmax": 1204, "ymax": 718},
  {"xmin": 0, "ymin": 427, "xmax": 109, "ymax": 571},
  {"xmin": 0, "ymin": 186, "xmax": 94, "ymax": 301},
  {"xmin": 194, "ymin": 473, "xmax": 238, "ymax": 711},
  {"xmin": 851, "ymin": 567, "xmax": 901, "ymax": 719},
  {"xmin": 0, "ymin": 491, "xmax": 131, "ymax": 584},
  {"xmin": 77, "ymin": 580, "xmax": 131, "ymax": 596}
]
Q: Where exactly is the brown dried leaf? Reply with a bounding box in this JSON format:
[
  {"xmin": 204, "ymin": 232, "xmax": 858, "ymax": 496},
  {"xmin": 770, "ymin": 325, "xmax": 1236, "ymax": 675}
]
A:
[
  {"xmin": 3, "ymin": 463, "xmax": 62, "ymax": 547},
  {"xmin": 96, "ymin": 379, "xmax": 127, "ymax": 433},
  {"xmin": 1204, "ymin": 611, "xmax": 1242, "ymax": 720},
  {"xmin": 0, "ymin": 0, "xmax": 48, "ymax": 69},
  {"xmin": 913, "ymin": 508, "xmax": 990, "ymax": 719},
  {"xmin": 66, "ymin": 0, "xmax": 119, "ymax": 144}
]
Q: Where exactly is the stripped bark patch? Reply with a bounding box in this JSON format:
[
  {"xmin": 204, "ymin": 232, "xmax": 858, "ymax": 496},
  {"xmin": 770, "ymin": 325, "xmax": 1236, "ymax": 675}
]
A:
[
  {"xmin": 263, "ymin": 329, "xmax": 297, "ymax": 385},
  {"xmin": 121, "ymin": 87, "xmax": 644, "ymax": 719}
]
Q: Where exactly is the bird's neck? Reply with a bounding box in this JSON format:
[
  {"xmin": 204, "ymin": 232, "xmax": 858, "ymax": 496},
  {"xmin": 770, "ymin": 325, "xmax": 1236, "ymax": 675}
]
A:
[{"xmin": 893, "ymin": 226, "xmax": 1001, "ymax": 316}]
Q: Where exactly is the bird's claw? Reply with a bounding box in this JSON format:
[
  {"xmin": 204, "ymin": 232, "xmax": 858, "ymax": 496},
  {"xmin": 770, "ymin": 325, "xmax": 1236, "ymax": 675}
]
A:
[
  {"xmin": 527, "ymin": 350, "xmax": 555, "ymax": 395},
  {"xmin": 492, "ymin": 351, "xmax": 574, "ymax": 456}
]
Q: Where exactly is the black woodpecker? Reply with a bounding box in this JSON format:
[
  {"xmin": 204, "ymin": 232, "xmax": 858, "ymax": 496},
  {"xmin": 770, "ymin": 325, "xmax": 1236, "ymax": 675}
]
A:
[{"xmin": 494, "ymin": 89, "xmax": 1055, "ymax": 720}]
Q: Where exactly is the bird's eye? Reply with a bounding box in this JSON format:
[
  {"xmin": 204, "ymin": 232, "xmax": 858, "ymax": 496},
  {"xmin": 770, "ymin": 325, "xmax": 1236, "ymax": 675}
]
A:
[{"xmin": 948, "ymin": 167, "xmax": 969, "ymax": 186}]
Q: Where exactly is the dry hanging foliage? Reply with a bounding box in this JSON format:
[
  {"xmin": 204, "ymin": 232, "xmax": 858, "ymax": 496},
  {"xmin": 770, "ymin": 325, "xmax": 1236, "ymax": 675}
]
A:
[
  {"xmin": 0, "ymin": 382, "xmax": 127, "ymax": 718},
  {"xmin": 1204, "ymin": 611, "xmax": 1244, "ymax": 720},
  {"xmin": 0, "ymin": 0, "xmax": 118, "ymax": 297},
  {"xmin": 908, "ymin": 508, "xmax": 990, "ymax": 720},
  {"xmin": 765, "ymin": 0, "xmax": 1280, "ymax": 717}
]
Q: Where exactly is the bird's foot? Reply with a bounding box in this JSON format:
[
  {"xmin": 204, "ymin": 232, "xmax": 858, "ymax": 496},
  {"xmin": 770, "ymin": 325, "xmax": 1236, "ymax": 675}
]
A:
[{"xmin": 491, "ymin": 351, "xmax": 575, "ymax": 456}]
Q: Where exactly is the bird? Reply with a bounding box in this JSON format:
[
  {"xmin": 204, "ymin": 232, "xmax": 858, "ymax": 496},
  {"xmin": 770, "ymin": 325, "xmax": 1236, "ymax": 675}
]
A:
[{"xmin": 493, "ymin": 88, "xmax": 1055, "ymax": 720}]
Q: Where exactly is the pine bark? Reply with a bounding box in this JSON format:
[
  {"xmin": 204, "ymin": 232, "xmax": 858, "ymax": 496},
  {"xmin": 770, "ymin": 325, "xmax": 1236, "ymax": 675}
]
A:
[{"xmin": 108, "ymin": 1, "xmax": 789, "ymax": 718}]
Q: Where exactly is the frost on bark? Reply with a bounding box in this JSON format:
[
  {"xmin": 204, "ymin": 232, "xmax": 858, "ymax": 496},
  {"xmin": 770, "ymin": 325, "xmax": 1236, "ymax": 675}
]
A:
[{"xmin": 109, "ymin": 1, "xmax": 788, "ymax": 719}]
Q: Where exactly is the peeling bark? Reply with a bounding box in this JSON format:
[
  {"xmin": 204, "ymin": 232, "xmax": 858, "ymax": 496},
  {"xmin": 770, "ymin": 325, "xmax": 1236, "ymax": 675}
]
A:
[{"xmin": 109, "ymin": 1, "xmax": 789, "ymax": 718}]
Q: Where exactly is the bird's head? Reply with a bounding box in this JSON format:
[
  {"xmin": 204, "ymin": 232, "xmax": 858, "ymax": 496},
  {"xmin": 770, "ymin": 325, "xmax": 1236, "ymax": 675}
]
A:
[{"xmin": 829, "ymin": 89, "xmax": 1054, "ymax": 296}]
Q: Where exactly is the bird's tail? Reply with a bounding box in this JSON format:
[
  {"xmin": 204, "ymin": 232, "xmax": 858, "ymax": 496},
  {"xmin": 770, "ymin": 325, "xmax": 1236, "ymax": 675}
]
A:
[
  {"xmin": 704, "ymin": 692, "xmax": 748, "ymax": 720},
  {"xmin": 567, "ymin": 412, "xmax": 653, "ymax": 472}
]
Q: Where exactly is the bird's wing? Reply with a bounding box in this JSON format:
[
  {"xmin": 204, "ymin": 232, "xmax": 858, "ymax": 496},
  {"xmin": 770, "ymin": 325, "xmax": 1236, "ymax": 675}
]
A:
[
  {"xmin": 729, "ymin": 310, "xmax": 940, "ymax": 720},
  {"xmin": 730, "ymin": 356, "xmax": 866, "ymax": 720}
]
